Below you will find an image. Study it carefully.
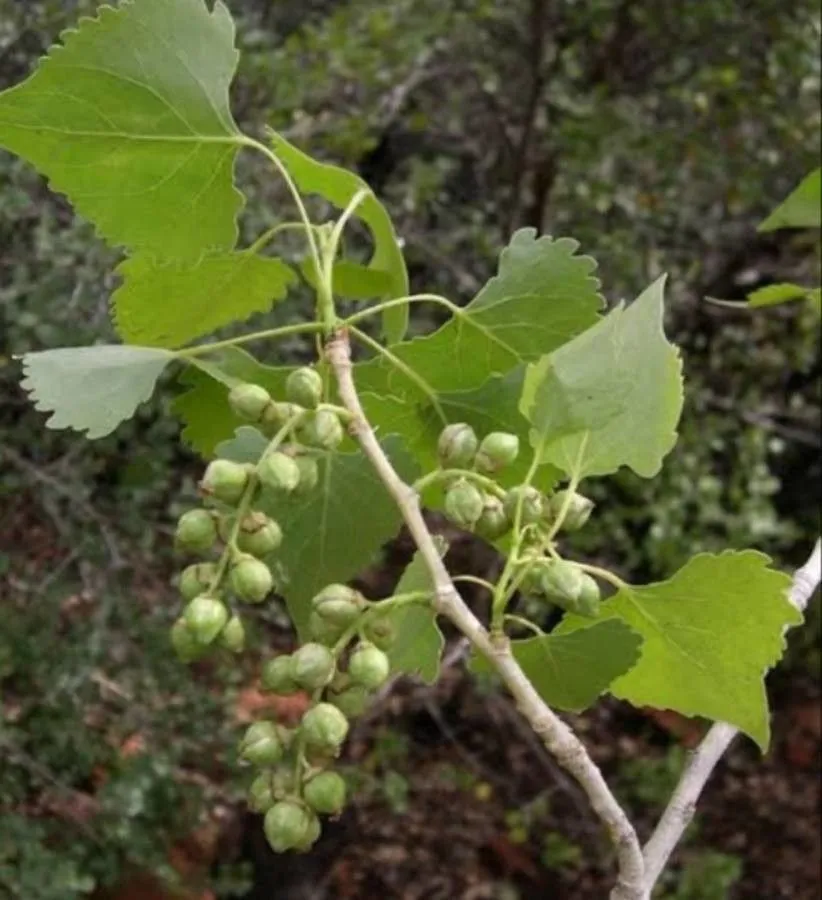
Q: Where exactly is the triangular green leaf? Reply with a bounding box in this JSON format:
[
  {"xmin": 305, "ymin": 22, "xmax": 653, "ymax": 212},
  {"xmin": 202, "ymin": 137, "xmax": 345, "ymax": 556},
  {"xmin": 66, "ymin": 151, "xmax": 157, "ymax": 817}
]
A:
[
  {"xmin": 269, "ymin": 131, "xmax": 409, "ymax": 342},
  {"xmin": 470, "ymin": 619, "xmax": 642, "ymax": 711},
  {"xmin": 758, "ymin": 167, "xmax": 821, "ymax": 231},
  {"xmin": 19, "ymin": 344, "xmax": 174, "ymax": 438},
  {"xmin": 556, "ymin": 551, "xmax": 802, "ymax": 749},
  {"xmin": 352, "ymin": 230, "xmax": 603, "ymax": 481},
  {"xmin": 254, "ymin": 437, "xmax": 418, "ymax": 635},
  {"xmin": 173, "ymin": 347, "xmax": 294, "ymax": 456},
  {"xmin": 355, "ymin": 229, "xmax": 603, "ymax": 398},
  {"xmin": 384, "ymin": 539, "xmax": 447, "ymax": 684},
  {"xmin": 0, "ymin": 0, "xmax": 244, "ymax": 258},
  {"xmin": 746, "ymin": 282, "xmax": 810, "ymax": 309},
  {"xmin": 535, "ymin": 276, "xmax": 683, "ymax": 479},
  {"xmin": 113, "ymin": 252, "xmax": 297, "ymax": 348}
]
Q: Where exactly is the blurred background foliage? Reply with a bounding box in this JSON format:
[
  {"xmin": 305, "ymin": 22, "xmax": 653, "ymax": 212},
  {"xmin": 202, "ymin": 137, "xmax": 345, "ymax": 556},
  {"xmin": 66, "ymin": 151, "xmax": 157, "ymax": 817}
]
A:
[{"xmin": 0, "ymin": 0, "xmax": 819, "ymax": 898}]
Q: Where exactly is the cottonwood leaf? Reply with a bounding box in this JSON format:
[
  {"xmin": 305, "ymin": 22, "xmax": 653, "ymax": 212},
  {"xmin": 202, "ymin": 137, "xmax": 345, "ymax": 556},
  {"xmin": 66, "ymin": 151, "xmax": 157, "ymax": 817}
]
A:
[
  {"xmin": 256, "ymin": 437, "xmax": 418, "ymax": 635},
  {"xmin": 470, "ymin": 619, "xmax": 642, "ymax": 711},
  {"xmin": 113, "ymin": 253, "xmax": 297, "ymax": 348},
  {"xmin": 269, "ymin": 131, "xmax": 409, "ymax": 342},
  {"xmin": 746, "ymin": 282, "xmax": 811, "ymax": 309},
  {"xmin": 352, "ymin": 230, "xmax": 603, "ymax": 481},
  {"xmin": 759, "ymin": 167, "xmax": 821, "ymax": 231},
  {"xmin": 0, "ymin": 0, "xmax": 244, "ymax": 258},
  {"xmin": 556, "ymin": 551, "xmax": 801, "ymax": 749},
  {"xmin": 533, "ymin": 276, "xmax": 683, "ymax": 479},
  {"xmin": 19, "ymin": 344, "xmax": 174, "ymax": 438},
  {"xmin": 355, "ymin": 229, "xmax": 603, "ymax": 399},
  {"xmin": 173, "ymin": 347, "xmax": 293, "ymax": 456},
  {"xmin": 383, "ymin": 538, "xmax": 447, "ymax": 684}
]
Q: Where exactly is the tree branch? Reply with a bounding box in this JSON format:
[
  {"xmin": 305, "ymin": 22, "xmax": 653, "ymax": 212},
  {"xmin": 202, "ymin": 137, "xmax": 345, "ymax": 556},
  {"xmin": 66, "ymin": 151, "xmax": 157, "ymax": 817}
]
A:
[
  {"xmin": 326, "ymin": 328, "xmax": 645, "ymax": 899},
  {"xmin": 641, "ymin": 538, "xmax": 822, "ymax": 893}
]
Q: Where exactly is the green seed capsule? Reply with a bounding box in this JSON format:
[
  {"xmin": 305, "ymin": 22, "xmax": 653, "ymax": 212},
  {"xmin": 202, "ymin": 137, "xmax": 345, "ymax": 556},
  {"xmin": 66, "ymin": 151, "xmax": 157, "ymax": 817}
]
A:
[
  {"xmin": 503, "ymin": 486, "xmax": 544, "ymax": 526},
  {"xmin": 261, "ymin": 401, "xmax": 305, "ymax": 434},
  {"xmin": 248, "ymin": 772, "xmax": 277, "ymax": 813},
  {"xmin": 300, "ymin": 409, "xmax": 344, "ymax": 450},
  {"xmin": 293, "ymin": 810, "xmax": 322, "ymax": 852},
  {"xmin": 240, "ymin": 721, "xmax": 284, "ymax": 767},
  {"xmin": 178, "ymin": 562, "xmax": 219, "ymax": 601},
  {"xmin": 307, "ymin": 612, "xmax": 346, "ymax": 647},
  {"xmin": 329, "ymin": 685, "xmax": 369, "ymax": 719},
  {"xmin": 348, "ymin": 643, "xmax": 390, "ymax": 690},
  {"xmin": 444, "ymin": 479, "xmax": 484, "ymax": 529},
  {"xmin": 264, "ymin": 801, "xmax": 314, "ymax": 853},
  {"xmin": 572, "ymin": 573, "xmax": 601, "ymax": 618},
  {"xmin": 538, "ymin": 560, "xmax": 600, "ymax": 617},
  {"xmin": 286, "ymin": 367, "xmax": 323, "ymax": 410},
  {"xmin": 303, "ymin": 771, "xmax": 347, "ymax": 815},
  {"xmin": 293, "ymin": 456, "xmax": 319, "ymax": 495},
  {"xmin": 362, "ymin": 614, "xmax": 396, "ymax": 651},
  {"xmin": 230, "ymin": 557, "xmax": 274, "ymax": 604},
  {"xmin": 258, "ymin": 452, "xmax": 301, "ymax": 494},
  {"xmin": 237, "ymin": 512, "xmax": 283, "ymax": 557},
  {"xmin": 475, "ymin": 432, "xmax": 520, "ymax": 473},
  {"xmin": 300, "ymin": 703, "xmax": 349, "ymax": 755},
  {"xmin": 175, "ymin": 509, "xmax": 217, "ymax": 553},
  {"xmin": 220, "ymin": 614, "xmax": 246, "ymax": 653},
  {"xmin": 170, "ymin": 618, "xmax": 204, "ymax": 663},
  {"xmin": 184, "ymin": 595, "xmax": 229, "ymax": 645},
  {"xmin": 548, "ymin": 489, "xmax": 595, "ymax": 532},
  {"xmin": 200, "ymin": 459, "xmax": 250, "ymax": 505},
  {"xmin": 311, "ymin": 584, "xmax": 363, "ymax": 627},
  {"xmin": 290, "ymin": 642, "xmax": 336, "ymax": 691},
  {"xmin": 474, "ymin": 494, "xmax": 512, "ymax": 541},
  {"xmin": 228, "ymin": 383, "xmax": 272, "ymax": 423},
  {"xmin": 437, "ymin": 423, "xmax": 478, "ymax": 468},
  {"xmin": 262, "ymin": 655, "xmax": 299, "ymax": 695}
]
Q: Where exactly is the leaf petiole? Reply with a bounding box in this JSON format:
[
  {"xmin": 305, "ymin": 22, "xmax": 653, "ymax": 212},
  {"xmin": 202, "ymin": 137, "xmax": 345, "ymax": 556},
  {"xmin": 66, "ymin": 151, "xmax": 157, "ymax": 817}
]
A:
[
  {"xmin": 175, "ymin": 321, "xmax": 324, "ymax": 359},
  {"xmin": 348, "ymin": 325, "xmax": 447, "ymax": 424}
]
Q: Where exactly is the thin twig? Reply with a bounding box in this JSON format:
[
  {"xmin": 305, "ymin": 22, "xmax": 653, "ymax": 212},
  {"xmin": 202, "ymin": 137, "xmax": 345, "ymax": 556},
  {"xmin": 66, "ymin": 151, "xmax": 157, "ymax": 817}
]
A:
[
  {"xmin": 641, "ymin": 538, "xmax": 822, "ymax": 893},
  {"xmin": 326, "ymin": 329, "xmax": 645, "ymax": 899}
]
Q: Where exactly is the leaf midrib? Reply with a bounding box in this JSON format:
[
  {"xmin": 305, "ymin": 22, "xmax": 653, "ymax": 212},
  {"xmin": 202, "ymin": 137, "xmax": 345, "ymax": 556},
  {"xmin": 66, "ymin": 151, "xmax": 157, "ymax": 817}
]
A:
[{"xmin": 0, "ymin": 120, "xmax": 242, "ymax": 145}]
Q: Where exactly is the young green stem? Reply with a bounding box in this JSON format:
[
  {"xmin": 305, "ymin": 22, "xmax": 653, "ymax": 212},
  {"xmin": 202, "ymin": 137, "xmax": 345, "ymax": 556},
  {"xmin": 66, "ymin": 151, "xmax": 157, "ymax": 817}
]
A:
[
  {"xmin": 489, "ymin": 445, "xmax": 544, "ymax": 632},
  {"xmin": 413, "ymin": 468, "xmax": 506, "ymax": 498}
]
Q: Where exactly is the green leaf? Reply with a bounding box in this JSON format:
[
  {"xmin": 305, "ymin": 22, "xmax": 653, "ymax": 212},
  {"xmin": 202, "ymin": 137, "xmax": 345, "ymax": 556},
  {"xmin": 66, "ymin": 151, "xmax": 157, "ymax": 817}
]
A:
[
  {"xmin": 384, "ymin": 539, "xmax": 447, "ymax": 684},
  {"xmin": 470, "ymin": 620, "xmax": 642, "ymax": 712},
  {"xmin": 807, "ymin": 287, "xmax": 821, "ymax": 316},
  {"xmin": 255, "ymin": 437, "xmax": 418, "ymax": 635},
  {"xmin": 356, "ymin": 229, "xmax": 603, "ymax": 397},
  {"xmin": 352, "ymin": 230, "xmax": 602, "ymax": 481},
  {"xmin": 113, "ymin": 252, "xmax": 297, "ymax": 348},
  {"xmin": 299, "ymin": 259, "xmax": 393, "ymax": 300},
  {"xmin": 759, "ymin": 167, "xmax": 821, "ymax": 231},
  {"xmin": 0, "ymin": 0, "xmax": 244, "ymax": 258},
  {"xmin": 19, "ymin": 344, "xmax": 174, "ymax": 438},
  {"xmin": 173, "ymin": 347, "xmax": 293, "ymax": 456},
  {"xmin": 746, "ymin": 282, "xmax": 810, "ymax": 309},
  {"xmin": 269, "ymin": 131, "xmax": 409, "ymax": 342},
  {"xmin": 532, "ymin": 276, "xmax": 683, "ymax": 479},
  {"xmin": 556, "ymin": 551, "xmax": 801, "ymax": 749}
]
